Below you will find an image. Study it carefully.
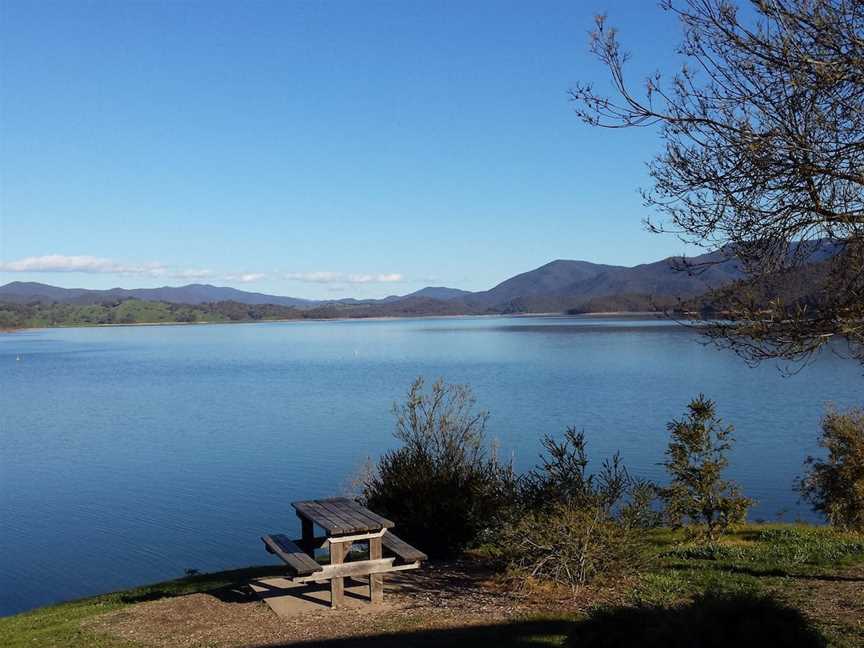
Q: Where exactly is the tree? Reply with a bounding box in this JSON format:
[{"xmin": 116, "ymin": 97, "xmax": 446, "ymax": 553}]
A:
[
  {"xmin": 799, "ymin": 407, "xmax": 864, "ymax": 531},
  {"xmin": 572, "ymin": 0, "xmax": 864, "ymax": 365},
  {"xmin": 659, "ymin": 395, "xmax": 752, "ymax": 541},
  {"xmin": 360, "ymin": 377, "xmax": 514, "ymax": 558}
]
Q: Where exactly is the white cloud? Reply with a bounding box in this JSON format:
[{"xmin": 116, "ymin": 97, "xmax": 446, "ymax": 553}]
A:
[
  {"xmin": 283, "ymin": 271, "xmax": 343, "ymax": 283},
  {"xmin": 0, "ymin": 254, "xmax": 404, "ymax": 289},
  {"xmin": 0, "ymin": 254, "xmax": 142, "ymax": 274},
  {"xmin": 283, "ymin": 271, "xmax": 403, "ymax": 284},
  {"xmin": 224, "ymin": 272, "xmax": 267, "ymax": 283},
  {"xmin": 0, "ymin": 254, "xmax": 213, "ymax": 280},
  {"xmin": 170, "ymin": 268, "xmax": 215, "ymax": 279}
]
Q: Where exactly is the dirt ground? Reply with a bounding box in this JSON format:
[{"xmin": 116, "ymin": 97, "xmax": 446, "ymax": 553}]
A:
[
  {"xmin": 84, "ymin": 560, "xmax": 864, "ymax": 648},
  {"xmin": 85, "ymin": 560, "xmax": 609, "ymax": 648},
  {"xmin": 771, "ymin": 564, "xmax": 864, "ymax": 642}
]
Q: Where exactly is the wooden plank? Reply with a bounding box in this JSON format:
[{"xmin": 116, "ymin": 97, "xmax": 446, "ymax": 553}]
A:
[
  {"xmin": 323, "ymin": 498, "xmax": 385, "ymax": 530},
  {"xmin": 329, "ymin": 537, "xmax": 348, "ymax": 608},
  {"xmin": 328, "ymin": 529, "xmax": 386, "ymax": 545},
  {"xmin": 292, "ymin": 534, "xmax": 384, "ymax": 550},
  {"xmin": 341, "ymin": 498, "xmax": 395, "ymax": 529},
  {"xmin": 261, "ymin": 534, "xmax": 322, "ymax": 576},
  {"xmin": 331, "ymin": 497, "xmax": 395, "ymax": 529},
  {"xmin": 382, "ymin": 531, "xmax": 427, "ymax": 563},
  {"xmin": 293, "ymin": 500, "xmax": 352, "ymax": 535},
  {"xmin": 308, "ymin": 500, "xmax": 361, "ymax": 534},
  {"xmin": 369, "ymin": 536, "xmax": 383, "ymax": 604},
  {"xmin": 291, "ymin": 557, "xmax": 397, "ymax": 583},
  {"xmin": 293, "ymin": 500, "xmax": 344, "ymax": 534},
  {"xmin": 293, "ymin": 561, "xmax": 421, "ymax": 583},
  {"xmin": 315, "ymin": 499, "xmax": 370, "ymax": 533}
]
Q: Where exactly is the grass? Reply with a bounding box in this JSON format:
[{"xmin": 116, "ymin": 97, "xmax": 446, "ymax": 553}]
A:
[
  {"xmin": 1, "ymin": 524, "xmax": 862, "ymax": 648},
  {"xmin": 637, "ymin": 524, "xmax": 864, "ymax": 601}
]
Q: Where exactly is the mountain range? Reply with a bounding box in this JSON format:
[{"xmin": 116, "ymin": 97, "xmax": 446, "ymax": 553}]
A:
[{"xmin": 0, "ymin": 243, "xmax": 838, "ymax": 316}]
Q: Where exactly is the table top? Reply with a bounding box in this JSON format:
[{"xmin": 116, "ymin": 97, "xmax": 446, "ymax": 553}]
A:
[{"xmin": 292, "ymin": 497, "xmax": 395, "ymax": 536}]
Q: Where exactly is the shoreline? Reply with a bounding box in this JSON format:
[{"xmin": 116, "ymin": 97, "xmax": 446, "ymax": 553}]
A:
[{"xmin": 0, "ymin": 311, "xmax": 673, "ymax": 334}]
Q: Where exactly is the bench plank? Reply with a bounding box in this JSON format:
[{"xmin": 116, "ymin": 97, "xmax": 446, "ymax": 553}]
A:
[
  {"xmin": 382, "ymin": 531, "xmax": 427, "ymax": 563},
  {"xmin": 262, "ymin": 534, "xmax": 323, "ymax": 576}
]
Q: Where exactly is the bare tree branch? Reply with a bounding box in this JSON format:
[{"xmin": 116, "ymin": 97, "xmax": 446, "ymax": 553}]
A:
[{"xmin": 573, "ymin": 0, "xmax": 864, "ymax": 365}]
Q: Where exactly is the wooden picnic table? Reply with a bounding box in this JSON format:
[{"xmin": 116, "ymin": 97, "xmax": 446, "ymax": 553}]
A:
[{"xmin": 261, "ymin": 497, "xmax": 426, "ymax": 608}]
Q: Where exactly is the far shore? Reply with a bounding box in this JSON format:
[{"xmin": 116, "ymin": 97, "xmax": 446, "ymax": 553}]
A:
[{"xmin": 0, "ymin": 310, "xmax": 674, "ymax": 334}]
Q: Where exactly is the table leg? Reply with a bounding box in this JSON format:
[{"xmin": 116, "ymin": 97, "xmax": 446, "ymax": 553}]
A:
[
  {"xmin": 330, "ymin": 541, "xmax": 346, "ymax": 608},
  {"xmin": 300, "ymin": 517, "xmax": 314, "ymax": 554},
  {"xmin": 369, "ymin": 536, "xmax": 383, "ymax": 604}
]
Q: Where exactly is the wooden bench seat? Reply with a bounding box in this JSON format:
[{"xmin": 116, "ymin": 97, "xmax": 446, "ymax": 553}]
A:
[
  {"xmin": 381, "ymin": 531, "xmax": 427, "ymax": 563},
  {"xmin": 261, "ymin": 533, "xmax": 323, "ymax": 576}
]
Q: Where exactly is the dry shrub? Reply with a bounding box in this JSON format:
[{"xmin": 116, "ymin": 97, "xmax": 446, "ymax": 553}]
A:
[{"xmin": 499, "ymin": 428, "xmax": 659, "ymax": 591}]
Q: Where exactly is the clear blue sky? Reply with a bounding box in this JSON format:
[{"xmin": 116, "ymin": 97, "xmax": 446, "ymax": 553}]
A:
[{"xmin": 0, "ymin": 0, "xmax": 693, "ymax": 298}]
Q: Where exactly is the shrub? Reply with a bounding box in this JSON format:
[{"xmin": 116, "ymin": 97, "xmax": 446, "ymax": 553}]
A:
[
  {"xmin": 658, "ymin": 395, "xmax": 752, "ymax": 542},
  {"xmin": 360, "ymin": 377, "xmax": 514, "ymax": 558},
  {"xmin": 500, "ymin": 428, "xmax": 659, "ymax": 590},
  {"xmin": 519, "ymin": 426, "xmax": 620, "ymax": 511},
  {"xmin": 799, "ymin": 407, "xmax": 864, "ymax": 532}
]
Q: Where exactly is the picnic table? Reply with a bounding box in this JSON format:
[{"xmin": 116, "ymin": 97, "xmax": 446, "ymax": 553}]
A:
[{"xmin": 261, "ymin": 497, "xmax": 427, "ymax": 608}]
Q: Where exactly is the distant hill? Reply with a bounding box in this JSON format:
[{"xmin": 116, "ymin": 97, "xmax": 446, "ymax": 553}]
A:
[
  {"xmin": 463, "ymin": 250, "xmax": 744, "ymax": 310},
  {"xmin": 469, "ymin": 260, "xmax": 624, "ymax": 305},
  {"xmin": 0, "ymin": 242, "xmax": 840, "ymax": 324},
  {"xmin": 405, "ymin": 287, "xmax": 474, "ymax": 301},
  {"xmin": 0, "ymin": 282, "xmax": 314, "ymax": 307},
  {"xmin": 0, "ymin": 281, "xmax": 96, "ymax": 303}
]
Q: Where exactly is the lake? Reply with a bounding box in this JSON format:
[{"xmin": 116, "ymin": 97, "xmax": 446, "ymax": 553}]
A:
[{"xmin": 0, "ymin": 316, "xmax": 861, "ymax": 615}]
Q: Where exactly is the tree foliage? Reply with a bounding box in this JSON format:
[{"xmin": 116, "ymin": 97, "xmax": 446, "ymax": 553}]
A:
[
  {"xmin": 659, "ymin": 395, "xmax": 752, "ymax": 541},
  {"xmin": 572, "ymin": 0, "xmax": 864, "ymax": 365},
  {"xmin": 360, "ymin": 377, "xmax": 514, "ymax": 558},
  {"xmin": 800, "ymin": 407, "xmax": 864, "ymax": 531}
]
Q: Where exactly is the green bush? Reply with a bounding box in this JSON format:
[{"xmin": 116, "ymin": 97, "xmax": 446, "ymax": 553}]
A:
[
  {"xmin": 498, "ymin": 428, "xmax": 659, "ymax": 590},
  {"xmin": 658, "ymin": 395, "xmax": 752, "ymax": 542},
  {"xmin": 800, "ymin": 407, "xmax": 864, "ymax": 532},
  {"xmin": 360, "ymin": 377, "xmax": 514, "ymax": 558}
]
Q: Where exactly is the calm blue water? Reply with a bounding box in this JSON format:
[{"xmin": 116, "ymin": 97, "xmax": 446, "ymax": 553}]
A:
[{"xmin": 0, "ymin": 316, "xmax": 861, "ymax": 615}]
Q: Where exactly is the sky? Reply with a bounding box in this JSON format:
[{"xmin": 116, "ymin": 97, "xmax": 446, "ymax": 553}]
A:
[{"xmin": 0, "ymin": 0, "xmax": 694, "ymax": 299}]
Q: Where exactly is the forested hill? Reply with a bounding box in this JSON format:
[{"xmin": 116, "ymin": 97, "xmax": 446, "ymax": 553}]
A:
[
  {"xmin": 1, "ymin": 248, "xmax": 741, "ymax": 309},
  {"xmin": 0, "ymin": 300, "xmax": 299, "ymax": 329},
  {"xmin": 0, "ymin": 242, "xmax": 840, "ymax": 329},
  {"xmin": 0, "ymin": 296, "xmax": 479, "ymax": 329}
]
